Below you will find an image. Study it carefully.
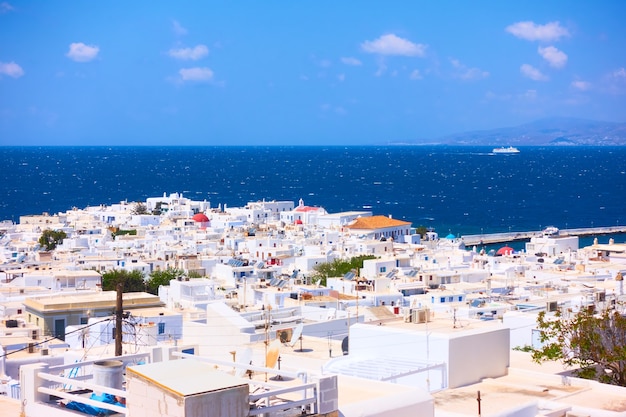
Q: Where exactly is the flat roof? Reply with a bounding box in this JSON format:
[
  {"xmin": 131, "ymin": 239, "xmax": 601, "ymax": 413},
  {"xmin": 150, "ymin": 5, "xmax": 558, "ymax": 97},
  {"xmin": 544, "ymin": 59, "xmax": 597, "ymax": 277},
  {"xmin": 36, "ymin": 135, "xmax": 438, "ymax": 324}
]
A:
[
  {"xmin": 126, "ymin": 306, "xmax": 180, "ymax": 318},
  {"xmin": 0, "ymin": 268, "xmax": 101, "ymax": 277},
  {"xmin": 370, "ymin": 313, "xmax": 508, "ymax": 336},
  {"xmin": 588, "ymin": 243, "xmax": 626, "ymax": 253},
  {"xmin": 0, "ymin": 335, "xmax": 66, "ymax": 358},
  {"xmin": 0, "ymin": 396, "xmax": 21, "ymax": 416},
  {"xmin": 127, "ymin": 359, "xmax": 247, "ymax": 397},
  {"xmin": 336, "ymin": 374, "xmax": 430, "ymax": 410},
  {"xmin": 23, "ymin": 291, "xmax": 163, "ymax": 312},
  {"xmin": 433, "ymin": 351, "xmax": 626, "ymax": 415},
  {"xmin": 0, "ymin": 286, "xmax": 49, "ymax": 295}
]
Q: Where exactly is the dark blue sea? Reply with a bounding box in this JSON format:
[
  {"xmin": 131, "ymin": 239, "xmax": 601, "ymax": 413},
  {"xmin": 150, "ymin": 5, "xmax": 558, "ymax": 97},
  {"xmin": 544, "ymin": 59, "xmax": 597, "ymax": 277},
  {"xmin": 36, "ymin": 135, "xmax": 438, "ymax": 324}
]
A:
[{"xmin": 1, "ymin": 146, "xmax": 625, "ymax": 246}]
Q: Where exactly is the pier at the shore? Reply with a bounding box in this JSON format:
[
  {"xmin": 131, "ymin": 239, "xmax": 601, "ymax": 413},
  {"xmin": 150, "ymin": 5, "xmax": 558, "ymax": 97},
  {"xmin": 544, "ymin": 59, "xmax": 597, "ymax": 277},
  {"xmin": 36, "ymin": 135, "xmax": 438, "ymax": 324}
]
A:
[{"xmin": 460, "ymin": 225, "xmax": 626, "ymax": 246}]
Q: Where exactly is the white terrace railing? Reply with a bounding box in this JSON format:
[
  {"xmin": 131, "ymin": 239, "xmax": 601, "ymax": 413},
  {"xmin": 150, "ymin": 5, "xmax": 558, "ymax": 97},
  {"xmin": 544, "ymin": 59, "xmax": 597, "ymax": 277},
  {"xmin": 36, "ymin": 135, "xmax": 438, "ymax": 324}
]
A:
[
  {"xmin": 22, "ymin": 350, "xmax": 337, "ymax": 417},
  {"xmin": 22, "ymin": 353, "xmax": 150, "ymax": 417},
  {"xmin": 172, "ymin": 351, "xmax": 329, "ymax": 416},
  {"xmin": 248, "ymin": 380, "xmax": 318, "ymax": 417}
]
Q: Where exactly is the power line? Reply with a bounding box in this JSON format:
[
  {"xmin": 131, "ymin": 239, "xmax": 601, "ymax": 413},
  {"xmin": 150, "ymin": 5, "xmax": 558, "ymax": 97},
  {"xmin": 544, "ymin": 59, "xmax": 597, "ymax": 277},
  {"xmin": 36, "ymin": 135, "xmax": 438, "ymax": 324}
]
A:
[{"xmin": 0, "ymin": 318, "xmax": 139, "ymax": 359}]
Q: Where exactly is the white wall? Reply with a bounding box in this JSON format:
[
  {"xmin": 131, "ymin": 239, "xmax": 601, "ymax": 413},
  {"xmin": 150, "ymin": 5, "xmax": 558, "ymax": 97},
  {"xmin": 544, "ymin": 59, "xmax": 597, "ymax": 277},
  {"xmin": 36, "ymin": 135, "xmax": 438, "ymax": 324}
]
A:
[
  {"xmin": 447, "ymin": 326, "xmax": 509, "ymax": 388},
  {"xmin": 182, "ymin": 302, "xmax": 257, "ymax": 356},
  {"xmin": 294, "ymin": 255, "xmax": 327, "ymax": 274},
  {"xmin": 344, "ymin": 322, "xmax": 510, "ymax": 390},
  {"xmin": 362, "ymin": 258, "xmax": 397, "ymax": 280},
  {"xmin": 503, "ymin": 310, "xmax": 540, "ymax": 349},
  {"xmin": 349, "ymin": 323, "xmax": 450, "ymax": 364}
]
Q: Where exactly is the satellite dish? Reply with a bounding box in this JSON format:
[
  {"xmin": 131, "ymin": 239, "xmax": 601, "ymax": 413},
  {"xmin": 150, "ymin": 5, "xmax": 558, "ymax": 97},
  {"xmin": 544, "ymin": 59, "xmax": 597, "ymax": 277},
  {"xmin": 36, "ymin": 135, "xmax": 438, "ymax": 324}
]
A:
[
  {"xmin": 266, "ymin": 339, "xmax": 281, "ymax": 369},
  {"xmin": 234, "ymin": 347, "xmax": 253, "ymax": 378},
  {"xmin": 341, "ymin": 336, "xmax": 349, "ymax": 355},
  {"xmin": 290, "ymin": 323, "xmax": 304, "ymax": 348}
]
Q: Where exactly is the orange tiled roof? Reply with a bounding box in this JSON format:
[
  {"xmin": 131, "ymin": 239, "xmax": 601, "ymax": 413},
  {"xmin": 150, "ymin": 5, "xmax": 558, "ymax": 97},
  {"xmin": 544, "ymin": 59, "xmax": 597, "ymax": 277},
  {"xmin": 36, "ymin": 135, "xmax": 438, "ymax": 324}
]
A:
[{"xmin": 346, "ymin": 215, "xmax": 411, "ymax": 230}]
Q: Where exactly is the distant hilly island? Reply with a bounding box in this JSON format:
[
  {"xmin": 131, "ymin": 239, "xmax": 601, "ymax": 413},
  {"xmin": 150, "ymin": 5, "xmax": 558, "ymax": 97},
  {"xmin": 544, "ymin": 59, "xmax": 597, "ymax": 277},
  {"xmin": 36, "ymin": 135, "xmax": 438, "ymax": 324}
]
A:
[{"xmin": 410, "ymin": 117, "xmax": 626, "ymax": 146}]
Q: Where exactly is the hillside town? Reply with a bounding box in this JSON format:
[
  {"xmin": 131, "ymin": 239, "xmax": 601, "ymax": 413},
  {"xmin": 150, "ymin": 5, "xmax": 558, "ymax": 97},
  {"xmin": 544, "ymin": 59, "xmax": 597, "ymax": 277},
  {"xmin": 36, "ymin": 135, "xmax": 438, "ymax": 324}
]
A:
[{"xmin": 1, "ymin": 193, "xmax": 625, "ymax": 417}]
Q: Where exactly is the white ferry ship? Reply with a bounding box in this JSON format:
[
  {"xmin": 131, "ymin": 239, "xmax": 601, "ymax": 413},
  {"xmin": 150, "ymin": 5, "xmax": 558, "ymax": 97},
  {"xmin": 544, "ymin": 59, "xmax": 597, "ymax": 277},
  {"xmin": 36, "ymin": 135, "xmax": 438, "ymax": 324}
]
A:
[{"xmin": 492, "ymin": 146, "xmax": 520, "ymax": 154}]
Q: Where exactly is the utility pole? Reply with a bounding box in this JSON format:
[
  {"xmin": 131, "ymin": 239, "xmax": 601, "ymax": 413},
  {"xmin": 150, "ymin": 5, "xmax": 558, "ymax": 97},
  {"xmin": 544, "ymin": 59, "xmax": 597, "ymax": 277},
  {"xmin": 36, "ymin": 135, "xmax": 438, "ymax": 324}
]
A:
[{"xmin": 115, "ymin": 282, "xmax": 123, "ymax": 356}]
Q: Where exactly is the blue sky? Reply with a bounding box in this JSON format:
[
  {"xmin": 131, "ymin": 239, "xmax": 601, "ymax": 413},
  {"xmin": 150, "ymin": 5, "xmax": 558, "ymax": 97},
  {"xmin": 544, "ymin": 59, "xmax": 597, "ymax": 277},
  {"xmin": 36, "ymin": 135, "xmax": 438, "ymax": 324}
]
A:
[{"xmin": 1, "ymin": 1, "xmax": 625, "ymax": 146}]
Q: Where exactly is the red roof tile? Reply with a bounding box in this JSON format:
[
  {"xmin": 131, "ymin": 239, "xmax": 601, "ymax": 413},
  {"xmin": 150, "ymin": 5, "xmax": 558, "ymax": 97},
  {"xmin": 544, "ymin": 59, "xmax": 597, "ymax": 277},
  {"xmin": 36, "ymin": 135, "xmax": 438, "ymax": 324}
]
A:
[{"xmin": 347, "ymin": 215, "xmax": 411, "ymax": 230}]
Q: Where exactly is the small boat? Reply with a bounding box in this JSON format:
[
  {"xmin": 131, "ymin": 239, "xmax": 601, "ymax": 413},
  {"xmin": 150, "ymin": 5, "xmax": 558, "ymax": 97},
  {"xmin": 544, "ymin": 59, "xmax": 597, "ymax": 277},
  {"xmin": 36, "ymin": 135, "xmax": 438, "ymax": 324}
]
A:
[
  {"xmin": 542, "ymin": 226, "xmax": 559, "ymax": 236},
  {"xmin": 492, "ymin": 146, "xmax": 520, "ymax": 154}
]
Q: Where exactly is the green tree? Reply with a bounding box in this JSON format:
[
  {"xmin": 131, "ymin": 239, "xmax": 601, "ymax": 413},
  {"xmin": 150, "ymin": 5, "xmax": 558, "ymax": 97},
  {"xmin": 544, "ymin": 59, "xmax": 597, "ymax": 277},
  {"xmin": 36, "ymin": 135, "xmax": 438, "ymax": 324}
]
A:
[
  {"xmin": 112, "ymin": 229, "xmax": 137, "ymax": 238},
  {"xmin": 146, "ymin": 268, "xmax": 184, "ymax": 295},
  {"xmin": 187, "ymin": 270, "xmax": 203, "ymax": 278},
  {"xmin": 415, "ymin": 226, "xmax": 428, "ymax": 238},
  {"xmin": 101, "ymin": 269, "xmax": 146, "ymax": 293},
  {"xmin": 38, "ymin": 229, "xmax": 67, "ymax": 251},
  {"xmin": 311, "ymin": 255, "xmax": 376, "ymax": 287},
  {"xmin": 532, "ymin": 306, "xmax": 626, "ymax": 386}
]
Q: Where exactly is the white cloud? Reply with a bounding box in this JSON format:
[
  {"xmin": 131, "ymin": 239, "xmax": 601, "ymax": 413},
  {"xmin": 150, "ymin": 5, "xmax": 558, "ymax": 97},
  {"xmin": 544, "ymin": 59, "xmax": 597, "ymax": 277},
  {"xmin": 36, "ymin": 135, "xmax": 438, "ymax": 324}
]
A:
[
  {"xmin": 410, "ymin": 69, "xmax": 422, "ymax": 80},
  {"xmin": 571, "ymin": 80, "xmax": 591, "ymax": 91},
  {"xmin": 66, "ymin": 42, "xmax": 99, "ymax": 62},
  {"xmin": 520, "ymin": 64, "xmax": 548, "ymax": 81},
  {"xmin": 485, "ymin": 91, "xmax": 512, "ymax": 101},
  {"xmin": 506, "ymin": 21, "xmax": 570, "ymax": 42},
  {"xmin": 341, "ymin": 57, "xmax": 362, "ymax": 66},
  {"xmin": 613, "ymin": 67, "xmax": 626, "ymax": 78},
  {"xmin": 179, "ymin": 67, "xmax": 213, "ymax": 82},
  {"xmin": 172, "ymin": 20, "xmax": 188, "ymax": 36},
  {"xmin": 449, "ymin": 58, "xmax": 489, "ymax": 80},
  {"xmin": 168, "ymin": 45, "xmax": 209, "ymax": 60},
  {"xmin": 374, "ymin": 60, "xmax": 387, "ymax": 77},
  {"xmin": 605, "ymin": 68, "xmax": 626, "ymax": 95},
  {"xmin": 461, "ymin": 68, "xmax": 489, "ymax": 80},
  {"xmin": 318, "ymin": 59, "xmax": 332, "ymax": 68},
  {"xmin": 0, "ymin": 2, "xmax": 14, "ymax": 13},
  {"xmin": 0, "ymin": 61, "xmax": 24, "ymax": 78},
  {"xmin": 361, "ymin": 33, "xmax": 426, "ymax": 57},
  {"xmin": 522, "ymin": 89, "xmax": 538, "ymax": 100},
  {"xmin": 538, "ymin": 46, "xmax": 567, "ymax": 68}
]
